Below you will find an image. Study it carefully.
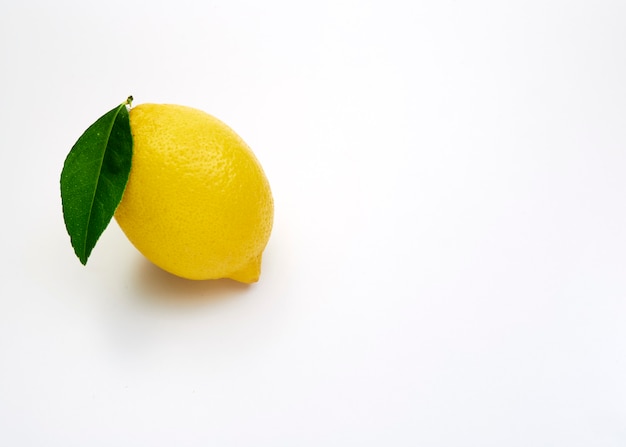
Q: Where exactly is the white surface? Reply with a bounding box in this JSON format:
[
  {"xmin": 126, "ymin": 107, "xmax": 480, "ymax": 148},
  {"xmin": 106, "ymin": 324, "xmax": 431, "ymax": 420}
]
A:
[{"xmin": 1, "ymin": 0, "xmax": 625, "ymax": 445}]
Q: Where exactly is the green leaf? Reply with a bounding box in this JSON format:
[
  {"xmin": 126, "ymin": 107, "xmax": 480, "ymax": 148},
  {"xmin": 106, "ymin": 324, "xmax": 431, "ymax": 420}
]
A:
[{"xmin": 60, "ymin": 98, "xmax": 133, "ymax": 265}]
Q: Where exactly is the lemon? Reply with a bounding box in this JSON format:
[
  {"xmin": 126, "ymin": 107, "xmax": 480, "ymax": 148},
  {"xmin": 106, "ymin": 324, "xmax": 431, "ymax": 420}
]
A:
[{"xmin": 114, "ymin": 103, "xmax": 273, "ymax": 283}]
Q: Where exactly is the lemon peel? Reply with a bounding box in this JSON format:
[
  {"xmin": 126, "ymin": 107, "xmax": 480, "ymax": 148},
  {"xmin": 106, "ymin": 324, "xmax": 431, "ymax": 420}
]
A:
[{"xmin": 114, "ymin": 104, "xmax": 273, "ymax": 282}]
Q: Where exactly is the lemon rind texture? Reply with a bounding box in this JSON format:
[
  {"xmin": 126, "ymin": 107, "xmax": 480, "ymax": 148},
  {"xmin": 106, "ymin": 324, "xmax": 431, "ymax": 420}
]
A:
[{"xmin": 114, "ymin": 104, "xmax": 273, "ymax": 283}]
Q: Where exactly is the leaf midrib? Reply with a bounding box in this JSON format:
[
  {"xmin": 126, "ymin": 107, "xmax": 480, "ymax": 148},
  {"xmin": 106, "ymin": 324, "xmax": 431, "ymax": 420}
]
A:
[{"xmin": 80, "ymin": 104, "xmax": 125, "ymax": 262}]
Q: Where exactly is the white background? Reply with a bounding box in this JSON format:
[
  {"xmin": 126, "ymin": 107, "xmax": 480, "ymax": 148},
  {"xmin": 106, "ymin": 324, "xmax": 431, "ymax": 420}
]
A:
[{"xmin": 1, "ymin": 0, "xmax": 625, "ymax": 445}]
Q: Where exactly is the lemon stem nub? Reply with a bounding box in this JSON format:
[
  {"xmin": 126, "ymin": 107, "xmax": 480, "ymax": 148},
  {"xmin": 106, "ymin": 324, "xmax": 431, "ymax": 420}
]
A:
[{"xmin": 126, "ymin": 95, "xmax": 134, "ymax": 108}]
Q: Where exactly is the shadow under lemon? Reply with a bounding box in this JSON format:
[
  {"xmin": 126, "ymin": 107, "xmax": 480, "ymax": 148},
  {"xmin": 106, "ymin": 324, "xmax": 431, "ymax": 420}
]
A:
[{"xmin": 131, "ymin": 256, "xmax": 252, "ymax": 306}]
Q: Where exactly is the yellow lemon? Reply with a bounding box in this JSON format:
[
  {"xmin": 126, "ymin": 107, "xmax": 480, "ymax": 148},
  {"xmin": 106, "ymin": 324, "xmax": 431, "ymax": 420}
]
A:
[{"xmin": 114, "ymin": 103, "xmax": 273, "ymax": 283}]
